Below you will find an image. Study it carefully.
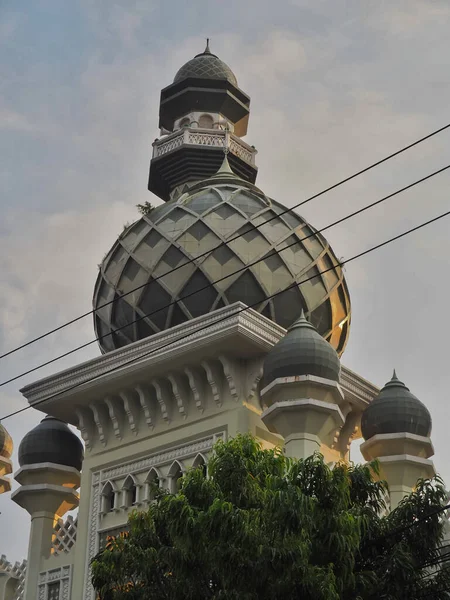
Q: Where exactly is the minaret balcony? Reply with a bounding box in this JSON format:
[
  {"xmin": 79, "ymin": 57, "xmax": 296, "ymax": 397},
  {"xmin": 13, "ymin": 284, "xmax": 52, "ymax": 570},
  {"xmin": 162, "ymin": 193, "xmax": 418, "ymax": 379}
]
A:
[
  {"xmin": 149, "ymin": 128, "xmax": 258, "ymax": 201},
  {"xmin": 152, "ymin": 128, "xmax": 257, "ymax": 165}
]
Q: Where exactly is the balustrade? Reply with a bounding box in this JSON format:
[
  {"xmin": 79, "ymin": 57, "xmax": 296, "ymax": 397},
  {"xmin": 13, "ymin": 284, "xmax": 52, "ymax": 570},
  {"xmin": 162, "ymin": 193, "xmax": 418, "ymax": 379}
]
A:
[{"xmin": 152, "ymin": 128, "xmax": 257, "ymax": 165}]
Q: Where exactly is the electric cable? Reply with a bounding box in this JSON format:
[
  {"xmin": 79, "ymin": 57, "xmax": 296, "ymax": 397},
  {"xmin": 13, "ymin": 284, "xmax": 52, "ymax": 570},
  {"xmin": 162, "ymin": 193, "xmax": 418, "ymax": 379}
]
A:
[
  {"xmin": 1, "ymin": 162, "xmax": 449, "ymax": 388},
  {"xmin": 1, "ymin": 121, "xmax": 450, "ymax": 361},
  {"xmin": 1, "ymin": 204, "xmax": 450, "ymax": 422}
]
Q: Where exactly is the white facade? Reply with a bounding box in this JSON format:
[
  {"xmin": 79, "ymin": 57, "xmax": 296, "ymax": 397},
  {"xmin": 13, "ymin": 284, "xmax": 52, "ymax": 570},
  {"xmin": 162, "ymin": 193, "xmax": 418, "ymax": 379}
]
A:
[{"xmin": 0, "ymin": 303, "xmax": 381, "ymax": 600}]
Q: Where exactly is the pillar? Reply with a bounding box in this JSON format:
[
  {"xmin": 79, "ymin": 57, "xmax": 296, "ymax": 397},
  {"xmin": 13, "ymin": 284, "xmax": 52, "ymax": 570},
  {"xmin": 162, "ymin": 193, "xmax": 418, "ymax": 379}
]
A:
[
  {"xmin": 360, "ymin": 432, "xmax": 435, "ymax": 509},
  {"xmin": 260, "ymin": 375, "xmax": 346, "ymax": 460},
  {"xmin": 11, "ymin": 463, "xmax": 80, "ymax": 600}
]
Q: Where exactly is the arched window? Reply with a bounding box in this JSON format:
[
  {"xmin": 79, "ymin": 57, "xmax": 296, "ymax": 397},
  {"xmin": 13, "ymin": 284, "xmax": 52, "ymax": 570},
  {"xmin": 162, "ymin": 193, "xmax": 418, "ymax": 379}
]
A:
[
  {"xmin": 168, "ymin": 461, "xmax": 183, "ymax": 494},
  {"xmin": 122, "ymin": 475, "xmax": 138, "ymax": 508},
  {"xmin": 145, "ymin": 468, "xmax": 161, "ymax": 503},
  {"xmin": 101, "ymin": 481, "xmax": 116, "ymax": 514},
  {"xmin": 198, "ymin": 114, "xmax": 214, "ymax": 129},
  {"xmin": 179, "ymin": 117, "xmax": 191, "ymax": 128},
  {"xmin": 192, "ymin": 454, "xmax": 207, "ymax": 478}
]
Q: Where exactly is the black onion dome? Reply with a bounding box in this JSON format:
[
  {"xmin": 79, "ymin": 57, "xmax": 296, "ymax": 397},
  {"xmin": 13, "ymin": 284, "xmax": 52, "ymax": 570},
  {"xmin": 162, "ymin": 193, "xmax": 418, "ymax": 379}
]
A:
[
  {"xmin": 174, "ymin": 41, "xmax": 238, "ymax": 86},
  {"xmin": 262, "ymin": 311, "xmax": 341, "ymax": 389},
  {"xmin": 0, "ymin": 422, "xmax": 13, "ymax": 459},
  {"xmin": 93, "ymin": 167, "xmax": 351, "ymax": 354},
  {"xmin": 18, "ymin": 416, "xmax": 84, "ymax": 471},
  {"xmin": 361, "ymin": 371, "xmax": 432, "ymax": 441}
]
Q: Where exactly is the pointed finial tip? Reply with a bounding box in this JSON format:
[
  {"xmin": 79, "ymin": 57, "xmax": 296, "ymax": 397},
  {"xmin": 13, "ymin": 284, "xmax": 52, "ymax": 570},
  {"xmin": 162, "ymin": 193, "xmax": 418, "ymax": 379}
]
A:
[
  {"xmin": 205, "ymin": 38, "xmax": 211, "ymax": 54},
  {"xmin": 217, "ymin": 153, "xmax": 234, "ymax": 175},
  {"xmin": 300, "ymin": 308, "xmax": 306, "ymax": 319},
  {"xmin": 392, "ymin": 369, "xmax": 398, "ymax": 381}
]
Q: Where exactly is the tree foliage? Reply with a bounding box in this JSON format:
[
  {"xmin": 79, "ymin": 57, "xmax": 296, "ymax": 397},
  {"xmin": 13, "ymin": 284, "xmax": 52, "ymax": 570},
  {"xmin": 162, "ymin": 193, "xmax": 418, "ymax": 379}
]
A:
[
  {"xmin": 91, "ymin": 435, "xmax": 450, "ymax": 600},
  {"xmin": 136, "ymin": 201, "xmax": 154, "ymax": 216}
]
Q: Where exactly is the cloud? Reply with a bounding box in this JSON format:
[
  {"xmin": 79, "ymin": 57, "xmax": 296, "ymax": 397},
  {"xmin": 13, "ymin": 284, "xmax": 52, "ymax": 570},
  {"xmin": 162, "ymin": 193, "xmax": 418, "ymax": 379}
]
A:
[{"xmin": 2, "ymin": 0, "xmax": 450, "ymax": 563}]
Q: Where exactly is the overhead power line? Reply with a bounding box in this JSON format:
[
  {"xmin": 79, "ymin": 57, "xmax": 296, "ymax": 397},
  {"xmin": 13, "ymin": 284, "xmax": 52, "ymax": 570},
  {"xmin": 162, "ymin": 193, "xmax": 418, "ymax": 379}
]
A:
[
  {"xmin": 1, "ymin": 121, "xmax": 450, "ymax": 362},
  {"xmin": 1, "ymin": 204, "xmax": 450, "ymax": 422},
  {"xmin": 1, "ymin": 162, "xmax": 449, "ymax": 388}
]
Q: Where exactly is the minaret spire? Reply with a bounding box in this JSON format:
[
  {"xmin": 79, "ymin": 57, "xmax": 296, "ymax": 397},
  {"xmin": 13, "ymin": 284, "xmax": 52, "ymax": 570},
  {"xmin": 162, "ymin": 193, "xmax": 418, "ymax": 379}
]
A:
[{"xmin": 204, "ymin": 38, "xmax": 211, "ymax": 54}]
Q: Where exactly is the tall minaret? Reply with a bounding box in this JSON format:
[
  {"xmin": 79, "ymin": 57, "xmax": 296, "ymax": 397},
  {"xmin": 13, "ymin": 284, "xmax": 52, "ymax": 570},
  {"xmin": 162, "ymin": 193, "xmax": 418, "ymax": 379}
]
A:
[
  {"xmin": 149, "ymin": 41, "xmax": 258, "ymax": 201},
  {"xmin": 360, "ymin": 372, "xmax": 435, "ymax": 510}
]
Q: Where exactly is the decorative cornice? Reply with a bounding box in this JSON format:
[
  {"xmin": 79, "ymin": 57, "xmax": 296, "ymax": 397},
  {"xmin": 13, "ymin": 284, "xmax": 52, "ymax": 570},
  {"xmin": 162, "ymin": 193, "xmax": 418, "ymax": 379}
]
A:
[
  {"xmin": 20, "ymin": 303, "xmax": 284, "ymax": 407},
  {"xmin": 19, "ymin": 303, "xmax": 378, "ymax": 421}
]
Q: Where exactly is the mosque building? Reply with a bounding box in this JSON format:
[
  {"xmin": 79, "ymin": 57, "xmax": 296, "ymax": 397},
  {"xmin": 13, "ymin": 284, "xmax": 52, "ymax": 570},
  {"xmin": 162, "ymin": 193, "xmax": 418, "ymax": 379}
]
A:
[{"xmin": 0, "ymin": 42, "xmax": 439, "ymax": 600}]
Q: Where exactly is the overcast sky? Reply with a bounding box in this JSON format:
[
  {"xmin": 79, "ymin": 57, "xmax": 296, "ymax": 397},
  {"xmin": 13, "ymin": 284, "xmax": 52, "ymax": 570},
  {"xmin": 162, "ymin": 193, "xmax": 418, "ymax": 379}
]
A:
[{"xmin": 2, "ymin": 0, "xmax": 450, "ymax": 562}]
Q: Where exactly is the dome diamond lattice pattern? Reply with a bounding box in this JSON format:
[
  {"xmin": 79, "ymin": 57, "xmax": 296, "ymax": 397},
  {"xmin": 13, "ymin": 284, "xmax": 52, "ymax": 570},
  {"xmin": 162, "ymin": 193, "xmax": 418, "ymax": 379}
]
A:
[
  {"xmin": 94, "ymin": 177, "xmax": 351, "ymax": 354},
  {"xmin": 174, "ymin": 52, "xmax": 237, "ymax": 86}
]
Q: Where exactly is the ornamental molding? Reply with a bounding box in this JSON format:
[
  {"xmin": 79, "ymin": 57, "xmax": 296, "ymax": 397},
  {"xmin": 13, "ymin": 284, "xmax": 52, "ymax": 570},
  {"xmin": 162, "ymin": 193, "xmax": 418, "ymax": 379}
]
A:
[
  {"xmin": 20, "ymin": 303, "xmax": 283, "ymax": 406},
  {"xmin": 101, "ymin": 434, "xmax": 222, "ymax": 481},
  {"xmin": 38, "ymin": 565, "xmax": 72, "ymax": 600}
]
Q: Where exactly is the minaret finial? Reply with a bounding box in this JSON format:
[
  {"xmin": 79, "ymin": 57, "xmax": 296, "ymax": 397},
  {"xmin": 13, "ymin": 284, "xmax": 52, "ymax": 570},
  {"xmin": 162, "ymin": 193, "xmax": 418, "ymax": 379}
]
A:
[
  {"xmin": 392, "ymin": 369, "xmax": 399, "ymax": 381},
  {"xmin": 204, "ymin": 38, "xmax": 211, "ymax": 54},
  {"xmin": 217, "ymin": 153, "xmax": 234, "ymax": 175}
]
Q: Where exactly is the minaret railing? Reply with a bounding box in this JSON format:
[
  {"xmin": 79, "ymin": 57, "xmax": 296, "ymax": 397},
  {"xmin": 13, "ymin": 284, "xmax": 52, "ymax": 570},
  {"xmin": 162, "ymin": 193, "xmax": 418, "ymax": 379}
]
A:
[{"xmin": 152, "ymin": 128, "xmax": 257, "ymax": 165}]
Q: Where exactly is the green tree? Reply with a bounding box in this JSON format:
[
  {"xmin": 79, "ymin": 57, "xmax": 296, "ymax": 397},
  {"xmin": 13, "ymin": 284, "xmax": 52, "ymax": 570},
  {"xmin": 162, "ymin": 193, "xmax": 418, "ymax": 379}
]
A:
[
  {"xmin": 136, "ymin": 201, "xmax": 154, "ymax": 216},
  {"xmin": 91, "ymin": 435, "xmax": 450, "ymax": 600}
]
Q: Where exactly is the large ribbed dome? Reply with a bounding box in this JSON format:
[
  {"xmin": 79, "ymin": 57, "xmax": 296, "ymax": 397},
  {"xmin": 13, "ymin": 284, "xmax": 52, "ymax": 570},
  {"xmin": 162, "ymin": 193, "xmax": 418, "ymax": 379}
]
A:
[
  {"xmin": 361, "ymin": 372, "xmax": 432, "ymax": 440},
  {"xmin": 93, "ymin": 169, "xmax": 351, "ymax": 354},
  {"xmin": 18, "ymin": 416, "xmax": 84, "ymax": 471},
  {"xmin": 174, "ymin": 42, "xmax": 238, "ymax": 86}
]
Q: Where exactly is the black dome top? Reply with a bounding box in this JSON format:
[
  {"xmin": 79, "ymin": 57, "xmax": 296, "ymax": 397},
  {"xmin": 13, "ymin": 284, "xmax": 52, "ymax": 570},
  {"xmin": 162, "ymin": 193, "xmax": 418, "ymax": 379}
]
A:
[
  {"xmin": 0, "ymin": 422, "xmax": 13, "ymax": 459},
  {"xmin": 173, "ymin": 42, "xmax": 237, "ymax": 86},
  {"xmin": 262, "ymin": 311, "xmax": 341, "ymax": 389},
  {"xmin": 361, "ymin": 372, "xmax": 432, "ymax": 441},
  {"xmin": 18, "ymin": 416, "xmax": 84, "ymax": 471}
]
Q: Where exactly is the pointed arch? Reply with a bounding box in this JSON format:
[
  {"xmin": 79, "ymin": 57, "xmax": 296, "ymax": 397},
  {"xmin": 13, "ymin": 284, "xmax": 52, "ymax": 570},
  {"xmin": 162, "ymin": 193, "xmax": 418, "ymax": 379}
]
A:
[
  {"xmin": 145, "ymin": 467, "xmax": 162, "ymax": 503},
  {"xmin": 101, "ymin": 481, "xmax": 117, "ymax": 513},
  {"xmin": 122, "ymin": 474, "xmax": 138, "ymax": 507},
  {"xmin": 168, "ymin": 460, "xmax": 184, "ymax": 494},
  {"xmin": 192, "ymin": 453, "xmax": 208, "ymax": 478}
]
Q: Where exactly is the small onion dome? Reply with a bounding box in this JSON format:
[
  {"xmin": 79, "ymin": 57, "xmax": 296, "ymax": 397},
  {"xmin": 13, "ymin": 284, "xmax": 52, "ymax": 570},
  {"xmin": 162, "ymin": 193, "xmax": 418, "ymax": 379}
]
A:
[
  {"xmin": 173, "ymin": 40, "xmax": 238, "ymax": 86},
  {"xmin": 18, "ymin": 416, "xmax": 84, "ymax": 471},
  {"xmin": 361, "ymin": 371, "xmax": 432, "ymax": 441},
  {"xmin": 262, "ymin": 310, "xmax": 341, "ymax": 389},
  {"xmin": 0, "ymin": 422, "xmax": 13, "ymax": 459}
]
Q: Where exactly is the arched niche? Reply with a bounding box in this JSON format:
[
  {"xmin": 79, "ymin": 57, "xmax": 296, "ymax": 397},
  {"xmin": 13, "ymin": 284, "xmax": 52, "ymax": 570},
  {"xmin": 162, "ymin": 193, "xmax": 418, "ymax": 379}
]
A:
[
  {"xmin": 144, "ymin": 467, "xmax": 162, "ymax": 503},
  {"xmin": 100, "ymin": 481, "xmax": 117, "ymax": 514},
  {"xmin": 168, "ymin": 460, "xmax": 184, "ymax": 494},
  {"xmin": 192, "ymin": 453, "xmax": 208, "ymax": 478},
  {"xmin": 121, "ymin": 474, "xmax": 138, "ymax": 508}
]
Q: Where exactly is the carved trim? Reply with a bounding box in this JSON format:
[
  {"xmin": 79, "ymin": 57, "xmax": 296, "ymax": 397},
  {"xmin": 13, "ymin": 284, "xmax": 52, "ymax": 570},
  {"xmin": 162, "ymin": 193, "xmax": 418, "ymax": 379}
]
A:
[
  {"xmin": 201, "ymin": 360, "xmax": 222, "ymax": 407},
  {"xmin": 21, "ymin": 303, "xmax": 284, "ymax": 405},
  {"xmin": 151, "ymin": 379, "xmax": 170, "ymax": 423},
  {"xmin": 135, "ymin": 385, "xmax": 154, "ymax": 429},
  {"xmin": 120, "ymin": 391, "xmax": 140, "ymax": 435},
  {"xmin": 245, "ymin": 358, "xmax": 263, "ymax": 401},
  {"xmin": 184, "ymin": 367, "xmax": 205, "ymax": 413},
  {"xmin": 105, "ymin": 396, "xmax": 123, "ymax": 440},
  {"xmin": 75, "ymin": 407, "xmax": 94, "ymax": 451},
  {"xmin": 89, "ymin": 403, "xmax": 108, "ymax": 447},
  {"xmin": 168, "ymin": 373, "xmax": 187, "ymax": 418},
  {"xmin": 37, "ymin": 565, "xmax": 72, "ymax": 600},
  {"xmin": 218, "ymin": 355, "xmax": 239, "ymax": 400},
  {"xmin": 101, "ymin": 435, "xmax": 221, "ymax": 481}
]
